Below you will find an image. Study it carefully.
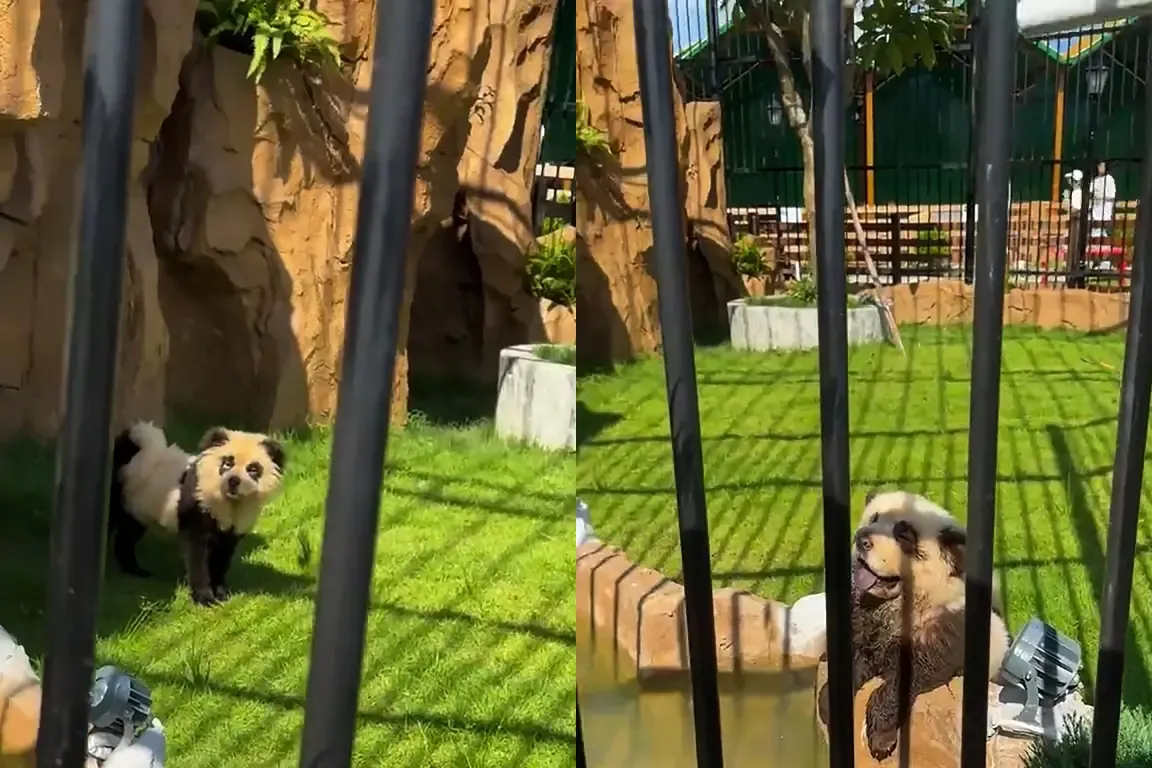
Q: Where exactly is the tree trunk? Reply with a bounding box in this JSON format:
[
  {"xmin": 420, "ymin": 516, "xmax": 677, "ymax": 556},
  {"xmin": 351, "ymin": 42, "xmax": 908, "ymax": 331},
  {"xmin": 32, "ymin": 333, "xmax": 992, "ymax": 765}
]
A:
[
  {"xmin": 741, "ymin": 3, "xmax": 818, "ymax": 281},
  {"xmin": 800, "ymin": 126, "xmax": 816, "ymax": 277}
]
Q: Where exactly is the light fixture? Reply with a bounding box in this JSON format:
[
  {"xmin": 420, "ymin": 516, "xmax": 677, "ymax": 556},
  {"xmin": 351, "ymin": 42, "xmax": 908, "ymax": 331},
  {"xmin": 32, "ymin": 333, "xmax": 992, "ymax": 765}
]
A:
[
  {"xmin": 767, "ymin": 93, "xmax": 784, "ymax": 127},
  {"xmin": 90, "ymin": 665, "xmax": 154, "ymax": 733},
  {"xmin": 997, "ymin": 618, "xmax": 1082, "ymax": 734},
  {"xmin": 1085, "ymin": 62, "xmax": 1109, "ymax": 97}
]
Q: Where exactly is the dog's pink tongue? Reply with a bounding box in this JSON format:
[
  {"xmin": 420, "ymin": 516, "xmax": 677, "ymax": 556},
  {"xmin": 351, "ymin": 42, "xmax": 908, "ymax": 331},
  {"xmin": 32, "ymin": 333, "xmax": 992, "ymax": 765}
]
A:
[{"xmin": 853, "ymin": 563, "xmax": 879, "ymax": 592}]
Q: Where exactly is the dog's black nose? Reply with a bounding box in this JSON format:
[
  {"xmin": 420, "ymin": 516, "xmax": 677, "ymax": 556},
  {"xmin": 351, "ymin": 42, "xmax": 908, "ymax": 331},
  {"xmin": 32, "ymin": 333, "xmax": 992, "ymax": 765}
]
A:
[
  {"xmin": 855, "ymin": 531, "xmax": 873, "ymax": 552},
  {"xmin": 227, "ymin": 475, "xmax": 241, "ymax": 493}
]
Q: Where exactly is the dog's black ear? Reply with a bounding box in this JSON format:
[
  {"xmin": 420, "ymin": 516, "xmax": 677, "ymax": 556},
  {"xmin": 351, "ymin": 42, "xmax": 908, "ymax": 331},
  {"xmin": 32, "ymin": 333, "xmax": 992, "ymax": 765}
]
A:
[
  {"xmin": 893, "ymin": 520, "xmax": 920, "ymax": 555},
  {"xmin": 864, "ymin": 488, "xmax": 882, "ymax": 506},
  {"xmin": 938, "ymin": 526, "xmax": 967, "ymax": 576},
  {"xmin": 262, "ymin": 438, "xmax": 286, "ymax": 472},
  {"xmin": 198, "ymin": 427, "xmax": 230, "ymax": 452}
]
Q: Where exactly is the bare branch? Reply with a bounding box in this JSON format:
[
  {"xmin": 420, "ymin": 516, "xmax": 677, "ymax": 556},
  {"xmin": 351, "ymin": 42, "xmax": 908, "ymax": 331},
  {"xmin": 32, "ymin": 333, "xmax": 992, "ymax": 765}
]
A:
[{"xmin": 843, "ymin": 167, "xmax": 906, "ymax": 355}]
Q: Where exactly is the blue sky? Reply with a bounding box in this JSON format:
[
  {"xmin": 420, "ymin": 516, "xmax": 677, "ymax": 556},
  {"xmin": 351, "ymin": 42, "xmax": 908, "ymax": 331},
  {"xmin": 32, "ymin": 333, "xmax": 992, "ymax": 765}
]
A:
[{"xmin": 668, "ymin": 0, "xmax": 734, "ymax": 55}]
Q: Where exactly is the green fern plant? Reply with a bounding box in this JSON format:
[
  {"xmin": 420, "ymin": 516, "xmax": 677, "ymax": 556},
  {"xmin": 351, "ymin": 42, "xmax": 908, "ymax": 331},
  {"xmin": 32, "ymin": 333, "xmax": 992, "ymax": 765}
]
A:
[
  {"xmin": 527, "ymin": 218, "xmax": 575, "ymax": 307},
  {"xmin": 576, "ymin": 100, "xmax": 612, "ymax": 158},
  {"xmin": 197, "ymin": 0, "xmax": 341, "ymax": 84}
]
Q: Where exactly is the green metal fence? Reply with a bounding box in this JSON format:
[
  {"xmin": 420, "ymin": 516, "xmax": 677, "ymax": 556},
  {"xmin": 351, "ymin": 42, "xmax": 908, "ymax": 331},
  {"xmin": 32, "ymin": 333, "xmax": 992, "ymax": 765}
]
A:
[
  {"xmin": 674, "ymin": 11, "xmax": 1148, "ymax": 209},
  {"xmin": 541, "ymin": 0, "xmax": 576, "ymax": 165}
]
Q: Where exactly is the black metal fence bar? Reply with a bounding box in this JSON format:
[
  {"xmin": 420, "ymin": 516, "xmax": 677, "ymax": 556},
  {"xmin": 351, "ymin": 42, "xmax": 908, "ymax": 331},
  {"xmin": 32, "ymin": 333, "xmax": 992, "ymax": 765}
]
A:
[
  {"xmin": 37, "ymin": 1, "xmax": 146, "ymax": 765},
  {"xmin": 297, "ymin": 3, "xmax": 434, "ymax": 766},
  {"xmin": 961, "ymin": 0, "xmax": 1017, "ymax": 766},
  {"xmin": 962, "ymin": 2, "xmax": 981, "ymax": 284},
  {"xmin": 809, "ymin": 0, "xmax": 855, "ymax": 766},
  {"xmin": 633, "ymin": 1, "xmax": 725, "ymax": 766},
  {"xmin": 1089, "ymin": 40, "xmax": 1152, "ymax": 768}
]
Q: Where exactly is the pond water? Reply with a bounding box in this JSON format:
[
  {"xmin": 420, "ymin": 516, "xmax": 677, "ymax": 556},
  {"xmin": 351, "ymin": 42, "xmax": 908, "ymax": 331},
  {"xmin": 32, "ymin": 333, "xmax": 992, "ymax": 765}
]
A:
[{"xmin": 578, "ymin": 632, "xmax": 830, "ymax": 768}]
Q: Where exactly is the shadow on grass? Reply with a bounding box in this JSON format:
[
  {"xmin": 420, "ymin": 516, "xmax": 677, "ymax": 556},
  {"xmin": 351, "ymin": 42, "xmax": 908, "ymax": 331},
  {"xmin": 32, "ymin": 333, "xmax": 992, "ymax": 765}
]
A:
[
  {"xmin": 1047, "ymin": 425, "xmax": 1152, "ymax": 706},
  {"xmin": 102, "ymin": 661, "xmax": 576, "ymax": 746},
  {"xmin": 575, "ymin": 401, "xmax": 622, "ymax": 449},
  {"xmin": 577, "ymin": 358, "xmax": 618, "ymax": 377},
  {"xmin": 408, "ymin": 373, "xmax": 496, "ymax": 426},
  {"xmin": 692, "ymin": 323, "xmax": 730, "ymax": 349}
]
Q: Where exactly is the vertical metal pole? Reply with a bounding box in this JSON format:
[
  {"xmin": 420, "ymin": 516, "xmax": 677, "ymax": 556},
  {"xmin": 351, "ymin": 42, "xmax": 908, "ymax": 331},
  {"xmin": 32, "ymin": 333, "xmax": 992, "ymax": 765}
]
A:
[
  {"xmin": 705, "ymin": 0, "xmax": 721, "ymax": 95},
  {"xmin": 633, "ymin": 3, "xmax": 724, "ymax": 766},
  {"xmin": 960, "ymin": 0, "xmax": 1016, "ymax": 766},
  {"xmin": 1088, "ymin": 50, "xmax": 1152, "ymax": 768},
  {"xmin": 963, "ymin": 2, "xmax": 981, "ymax": 284},
  {"xmin": 37, "ymin": 1, "xmax": 145, "ymax": 765},
  {"xmin": 1072, "ymin": 100, "xmax": 1100, "ymax": 289},
  {"xmin": 297, "ymin": 2, "xmax": 433, "ymax": 766},
  {"xmin": 810, "ymin": 0, "xmax": 853, "ymax": 766}
]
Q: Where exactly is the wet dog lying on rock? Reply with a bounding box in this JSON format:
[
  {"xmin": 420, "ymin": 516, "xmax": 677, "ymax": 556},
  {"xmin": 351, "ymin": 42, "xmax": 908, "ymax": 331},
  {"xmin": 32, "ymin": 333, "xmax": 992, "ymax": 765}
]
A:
[{"xmin": 817, "ymin": 489, "xmax": 1009, "ymax": 761}]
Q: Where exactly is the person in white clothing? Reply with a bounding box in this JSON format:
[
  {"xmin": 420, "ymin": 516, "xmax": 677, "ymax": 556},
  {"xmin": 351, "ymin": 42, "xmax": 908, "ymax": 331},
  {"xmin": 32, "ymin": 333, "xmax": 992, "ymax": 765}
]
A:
[
  {"xmin": 1063, "ymin": 168, "xmax": 1084, "ymax": 214},
  {"xmin": 1064, "ymin": 163, "xmax": 1118, "ymax": 275},
  {"xmin": 1088, "ymin": 161, "xmax": 1118, "ymax": 232},
  {"xmin": 1066, "ymin": 164, "xmax": 1118, "ymax": 227}
]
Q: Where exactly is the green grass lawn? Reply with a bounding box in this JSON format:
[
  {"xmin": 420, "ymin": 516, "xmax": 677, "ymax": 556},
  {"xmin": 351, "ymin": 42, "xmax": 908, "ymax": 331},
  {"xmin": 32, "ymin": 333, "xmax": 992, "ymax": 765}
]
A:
[
  {"xmin": 0, "ymin": 416, "xmax": 575, "ymax": 767},
  {"xmin": 577, "ymin": 324, "xmax": 1152, "ymax": 707}
]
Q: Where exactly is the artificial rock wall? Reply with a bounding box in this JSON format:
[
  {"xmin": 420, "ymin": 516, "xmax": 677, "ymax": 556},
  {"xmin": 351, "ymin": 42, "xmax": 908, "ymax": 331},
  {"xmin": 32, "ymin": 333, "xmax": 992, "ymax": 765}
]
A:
[{"xmin": 0, "ymin": 0, "xmax": 559, "ymax": 438}]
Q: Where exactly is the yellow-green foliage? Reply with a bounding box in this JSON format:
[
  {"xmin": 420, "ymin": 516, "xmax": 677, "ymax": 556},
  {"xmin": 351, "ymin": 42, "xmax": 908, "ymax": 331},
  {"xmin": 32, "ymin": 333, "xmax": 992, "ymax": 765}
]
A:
[
  {"xmin": 527, "ymin": 217, "xmax": 575, "ymax": 307},
  {"xmin": 731, "ymin": 235, "xmax": 767, "ymax": 278},
  {"xmin": 197, "ymin": 0, "xmax": 341, "ymax": 83},
  {"xmin": 575, "ymin": 101, "xmax": 611, "ymax": 158}
]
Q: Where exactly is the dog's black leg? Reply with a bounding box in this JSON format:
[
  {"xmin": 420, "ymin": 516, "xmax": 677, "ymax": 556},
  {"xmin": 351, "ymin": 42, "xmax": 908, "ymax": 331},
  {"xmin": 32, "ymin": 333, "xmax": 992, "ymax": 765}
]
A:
[
  {"xmin": 208, "ymin": 531, "xmax": 241, "ymax": 601},
  {"xmin": 108, "ymin": 495, "xmax": 151, "ymax": 578},
  {"xmin": 181, "ymin": 525, "xmax": 218, "ymax": 607}
]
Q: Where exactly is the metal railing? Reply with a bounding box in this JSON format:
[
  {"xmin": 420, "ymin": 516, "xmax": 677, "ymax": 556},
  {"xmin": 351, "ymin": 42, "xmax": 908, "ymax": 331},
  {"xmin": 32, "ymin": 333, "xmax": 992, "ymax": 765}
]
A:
[
  {"xmin": 726, "ymin": 162, "xmax": 1142, "ymax": 288},
  {"xmin": 671, "ymin": 0, "xmax": 1148, "ymax": 289},
  {"xmin": 577, "ymin": 1, "xmax": 1152, "ymax": 768},
  {"xmin": 38, "ymin": 1, "xmax": 433, "ymax": 767}
]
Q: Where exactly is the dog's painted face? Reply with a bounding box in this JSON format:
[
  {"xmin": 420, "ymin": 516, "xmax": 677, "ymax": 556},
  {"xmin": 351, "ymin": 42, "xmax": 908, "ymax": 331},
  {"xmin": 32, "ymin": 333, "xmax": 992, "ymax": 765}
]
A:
[
  {"xmin": 853, "ymin": 489, "xmax": 965, "ymax": 603},
  {"xmin": 195, "ymin": 427, "xmax": 286, "ymax": 505}
]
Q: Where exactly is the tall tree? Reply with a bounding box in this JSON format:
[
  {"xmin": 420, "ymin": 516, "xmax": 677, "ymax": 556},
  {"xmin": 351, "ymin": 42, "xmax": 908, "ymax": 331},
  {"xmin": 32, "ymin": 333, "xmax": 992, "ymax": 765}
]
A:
[{"xmin": 722, "ymin": 0, "xmax": 960, "ymax": 277}]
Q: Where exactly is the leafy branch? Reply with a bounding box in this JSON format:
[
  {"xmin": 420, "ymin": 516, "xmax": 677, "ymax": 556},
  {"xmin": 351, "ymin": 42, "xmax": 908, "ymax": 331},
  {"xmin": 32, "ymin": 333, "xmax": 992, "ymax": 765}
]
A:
[{"xmin": 527, "ymin": 218, "xmax": 576, "ymax": 307}]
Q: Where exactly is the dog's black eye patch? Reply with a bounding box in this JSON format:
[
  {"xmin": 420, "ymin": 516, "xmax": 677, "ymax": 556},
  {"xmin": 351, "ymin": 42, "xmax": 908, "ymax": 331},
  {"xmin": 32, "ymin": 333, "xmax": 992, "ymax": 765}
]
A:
[
  {"xmin": 219, "ymin": 455, "xmax": 235, "ymax": 474},
  {"xmin": 893, "ymin": 520, "xmax": 919, "ymax": 554},
  {"xmin": 246, "ymin": 461, "xmax": 263, "ymax": 480}
]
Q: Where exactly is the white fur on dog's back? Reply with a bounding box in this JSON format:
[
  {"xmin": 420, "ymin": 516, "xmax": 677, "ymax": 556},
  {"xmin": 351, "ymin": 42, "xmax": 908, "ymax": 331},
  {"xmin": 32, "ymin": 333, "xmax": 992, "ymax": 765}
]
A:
[{"xmin": 119, "ymin": 423, "xmax": 192, "ymax": 533}]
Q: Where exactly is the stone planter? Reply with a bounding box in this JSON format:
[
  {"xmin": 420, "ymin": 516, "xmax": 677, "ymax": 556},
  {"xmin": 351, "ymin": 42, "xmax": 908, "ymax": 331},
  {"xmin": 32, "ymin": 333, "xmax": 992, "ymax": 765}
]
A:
[
  {"xmin": 728, "ymin": 298, "xmax": 886, "ymax": 351},
  {"xmin": 495, "ymin": 344, "xmax": 575, "ymax": 451}
]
